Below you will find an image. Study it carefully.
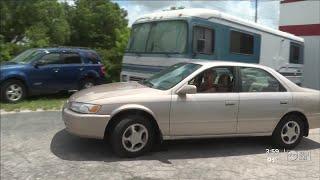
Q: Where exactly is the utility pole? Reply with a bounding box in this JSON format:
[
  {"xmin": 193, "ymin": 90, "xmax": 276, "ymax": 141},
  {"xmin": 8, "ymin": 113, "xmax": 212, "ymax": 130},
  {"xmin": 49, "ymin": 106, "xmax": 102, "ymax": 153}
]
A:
[{"xmin": 255, "ymin": 0, "xmax": 258, "ymax": 23}]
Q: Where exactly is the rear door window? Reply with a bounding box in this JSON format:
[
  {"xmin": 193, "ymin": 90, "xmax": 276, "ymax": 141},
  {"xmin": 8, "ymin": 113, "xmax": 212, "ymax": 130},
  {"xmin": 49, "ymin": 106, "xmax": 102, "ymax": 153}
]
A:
[
  {"xmin": 240, "ymin": 67, "xmax": 286, "ymax": 92},
  {"xmin": 61, "ymin": 53, "xmax": 82, "ymax": 64}
]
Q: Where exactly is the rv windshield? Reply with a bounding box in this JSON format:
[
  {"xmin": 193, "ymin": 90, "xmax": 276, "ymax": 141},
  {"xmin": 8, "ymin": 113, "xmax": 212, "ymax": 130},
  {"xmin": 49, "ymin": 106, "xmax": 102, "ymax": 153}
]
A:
[{"xmin": 127, "ymin": 20, "xmax": 187, "ymax": 54}]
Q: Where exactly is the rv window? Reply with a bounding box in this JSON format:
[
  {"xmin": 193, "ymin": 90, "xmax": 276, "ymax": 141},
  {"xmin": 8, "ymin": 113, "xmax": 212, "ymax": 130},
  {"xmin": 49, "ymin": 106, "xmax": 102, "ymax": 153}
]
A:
[
  {"xmin": 146, "ymin": 21, "xmax": 187, "ymax": 53},
  {"xmin": 289, "ymin": 43, "xmax": 303, "ymax": 64},
  {"xmin": 193, "ymin": 26, "xmax": 214, "ymax": 54},
  {"xmin": 129, "ymin": 23, "xmax": 152, "ymax": 52},
  {"xmin": 230, "ymin": 31, "xmax": 254, "ymax": 55}
]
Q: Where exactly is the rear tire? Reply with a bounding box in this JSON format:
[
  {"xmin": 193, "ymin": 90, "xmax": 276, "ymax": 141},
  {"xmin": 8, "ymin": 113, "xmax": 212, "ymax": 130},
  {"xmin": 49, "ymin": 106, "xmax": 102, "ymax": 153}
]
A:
[
  {"xmin": 110, "ymin": 115, "xmax": 154, "ymax": 158},
  {"xmin": 272, "ymin": 115, "xmax": 304, "ymax": 149},
  {"xmin": 80, "ymin": 78, "xmax": 95, "ymax": 89},
  {"xmin": 0, "ymin": 80, "xmax": 26, "ymax": 103}
]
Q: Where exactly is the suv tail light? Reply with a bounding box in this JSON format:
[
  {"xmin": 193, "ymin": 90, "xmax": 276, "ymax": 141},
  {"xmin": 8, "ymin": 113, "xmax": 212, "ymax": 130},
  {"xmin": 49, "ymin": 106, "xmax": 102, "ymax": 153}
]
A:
[{"xmin": 100, "ymin": 65, "xmax": 106, "ymax": 76}]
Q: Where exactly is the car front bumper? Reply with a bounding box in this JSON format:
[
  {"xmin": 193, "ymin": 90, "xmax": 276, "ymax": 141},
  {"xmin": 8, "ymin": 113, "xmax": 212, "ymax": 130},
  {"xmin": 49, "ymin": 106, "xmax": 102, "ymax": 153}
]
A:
[{"xmin": 62, "ymin": 107, "xmax": 110, "ymax": 139}]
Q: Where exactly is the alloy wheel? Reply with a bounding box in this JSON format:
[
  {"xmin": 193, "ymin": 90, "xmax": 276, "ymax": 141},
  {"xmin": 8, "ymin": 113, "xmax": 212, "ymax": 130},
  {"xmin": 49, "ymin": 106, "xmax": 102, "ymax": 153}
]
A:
[
  {"xmin": 122, "ymin": 123, "xmax": 149, "ymax": 152},
  {"xmin": 281, "ymin": 121, "xmax": 300, "ymax": 144},
  {"xmin": 84, "ymin": 82, "xmax": 94, "ymax": 89},
  {"xmin": 5, "ymin": 84, "xmax": 23, "ymax": 102}
]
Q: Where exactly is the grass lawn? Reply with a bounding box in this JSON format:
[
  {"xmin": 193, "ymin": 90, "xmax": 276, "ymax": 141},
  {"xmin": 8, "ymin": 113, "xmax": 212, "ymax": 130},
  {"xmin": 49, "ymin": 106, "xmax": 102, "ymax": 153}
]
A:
[{"xmin": 0, "ymin": 93, "xmax": 70, "ymax": 112}]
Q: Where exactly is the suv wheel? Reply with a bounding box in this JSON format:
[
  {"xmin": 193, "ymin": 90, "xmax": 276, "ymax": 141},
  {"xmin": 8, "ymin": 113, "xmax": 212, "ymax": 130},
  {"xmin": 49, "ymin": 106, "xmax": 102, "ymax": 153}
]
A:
[
  {"xmin": 110, "ymin": 115, "xmax": 154, "ymax": 157},
  {"xmin": 272, "ymin": 115, "xmax": 304, "ymax": 149},
  {"xmin": 1, "ymin": 80, "xmax": 26, "ymax": 103},
  {"xmin": 81, "ymin": 78, "xmax": 95, "ymax": 89}
]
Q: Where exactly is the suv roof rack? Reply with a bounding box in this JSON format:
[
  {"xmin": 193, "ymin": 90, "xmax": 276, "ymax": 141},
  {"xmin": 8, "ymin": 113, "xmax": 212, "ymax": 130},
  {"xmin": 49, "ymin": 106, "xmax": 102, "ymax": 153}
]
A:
[{"xmin": 55, "ymin": 46, "xmax": 91, "ymax": 50}]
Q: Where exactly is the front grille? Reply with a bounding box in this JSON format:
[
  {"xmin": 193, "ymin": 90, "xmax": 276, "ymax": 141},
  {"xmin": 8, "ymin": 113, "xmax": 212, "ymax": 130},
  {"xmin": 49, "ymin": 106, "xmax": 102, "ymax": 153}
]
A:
[{"xmin": 129, "ymin": 76, "xmax": 145, "ymax": 82}]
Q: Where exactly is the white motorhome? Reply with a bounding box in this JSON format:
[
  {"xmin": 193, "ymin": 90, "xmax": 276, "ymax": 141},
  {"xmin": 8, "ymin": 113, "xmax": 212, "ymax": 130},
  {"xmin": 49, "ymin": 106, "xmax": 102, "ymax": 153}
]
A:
[{"xmin": 122, "ymin": 8, "xmax": 304, "ymax": 84}]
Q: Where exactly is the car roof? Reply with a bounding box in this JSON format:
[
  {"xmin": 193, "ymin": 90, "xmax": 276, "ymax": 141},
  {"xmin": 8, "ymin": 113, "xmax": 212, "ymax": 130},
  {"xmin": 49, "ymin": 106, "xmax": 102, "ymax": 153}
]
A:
[
  {"xmin": 33, "ymin": 47, "xmax": 97, "ymax": 53},
  {"xmin": 190, "ymin": 60, "xmax": 271, "ymax": 70}
]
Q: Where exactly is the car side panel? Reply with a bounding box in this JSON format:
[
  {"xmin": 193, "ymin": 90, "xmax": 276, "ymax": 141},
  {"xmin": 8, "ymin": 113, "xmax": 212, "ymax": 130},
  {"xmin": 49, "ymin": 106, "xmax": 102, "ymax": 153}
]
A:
[
  {"xmin": 96, "ymin": 94, "xmax": 172, "ymax": 136},
  {"xmin": 237, "ymin": 92, "xmax": 293, "ymax": 134},
  {"xmin": 292, "ymin": 91, "xmax": 320, "ymax": 129}
]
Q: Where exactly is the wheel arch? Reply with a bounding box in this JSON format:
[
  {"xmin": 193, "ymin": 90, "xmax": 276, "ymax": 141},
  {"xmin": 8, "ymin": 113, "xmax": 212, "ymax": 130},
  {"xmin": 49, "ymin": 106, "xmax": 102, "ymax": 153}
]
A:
[
  {"xmin": 276, "ymin": 111, "xmax": 309, "ymax": 137},
  {"xmin": 1, "ymin": 76, "xmax": 29, "ymax": 93},
  {"xmin": 104, "ymin": 106, "xmax": 163, "ymax": 144},
  {"xmin": 81, "ymin": 70, "xmax": 99, "ymax": 81}
]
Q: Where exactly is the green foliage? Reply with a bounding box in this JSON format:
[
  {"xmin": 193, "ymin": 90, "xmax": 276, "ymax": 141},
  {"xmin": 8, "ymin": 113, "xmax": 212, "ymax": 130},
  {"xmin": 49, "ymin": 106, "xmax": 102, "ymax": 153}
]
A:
[{"xmin": 0, "ymin": 0, "xmax": 129, "ymax": 81}]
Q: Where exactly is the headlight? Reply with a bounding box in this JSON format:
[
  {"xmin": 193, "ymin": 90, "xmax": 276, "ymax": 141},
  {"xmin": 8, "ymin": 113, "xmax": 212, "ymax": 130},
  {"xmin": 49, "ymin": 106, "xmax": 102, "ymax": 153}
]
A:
[{"xmin": 69, "ymin": 102, "xmax": 101, "ymax": 114}]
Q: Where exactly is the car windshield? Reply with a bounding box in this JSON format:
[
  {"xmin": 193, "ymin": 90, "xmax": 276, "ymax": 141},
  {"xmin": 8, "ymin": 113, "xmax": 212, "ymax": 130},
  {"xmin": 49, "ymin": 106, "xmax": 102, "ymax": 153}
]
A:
[
  {"xmin": 11, "ymin": 49, "xmax": 46, "ymax": 64},
  {"xmin": 140, "ymin": 63, "xmax": 201, "ymax": 90},
  {"xmin": 127, "ymin": 20, "xmax": 188, "ymax": 54}
]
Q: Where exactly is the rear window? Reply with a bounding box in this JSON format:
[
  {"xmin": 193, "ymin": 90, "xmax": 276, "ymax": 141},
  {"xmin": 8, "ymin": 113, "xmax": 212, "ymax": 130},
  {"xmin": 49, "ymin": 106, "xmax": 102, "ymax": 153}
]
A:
[{"xmin": 86, "ymin": 52, "xmax": 101, "ymax": 64}]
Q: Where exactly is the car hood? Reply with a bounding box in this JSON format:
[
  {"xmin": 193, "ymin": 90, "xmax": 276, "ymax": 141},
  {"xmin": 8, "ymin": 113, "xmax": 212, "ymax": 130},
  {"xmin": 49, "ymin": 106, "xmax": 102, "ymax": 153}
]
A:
[
  {"xmin": 0, "ymin": 62, "xmax": 27, "ymax": 70},
  {"xmin": 69, "ymin": 82, "xmax": 162, "ymax": 102}
]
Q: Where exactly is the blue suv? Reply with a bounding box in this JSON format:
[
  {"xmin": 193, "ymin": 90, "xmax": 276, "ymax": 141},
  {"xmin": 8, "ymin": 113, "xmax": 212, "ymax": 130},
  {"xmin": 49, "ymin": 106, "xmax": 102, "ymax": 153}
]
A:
[{"xmin": 0, "ymin": 48, "xmax": 106, "ymax": 103}]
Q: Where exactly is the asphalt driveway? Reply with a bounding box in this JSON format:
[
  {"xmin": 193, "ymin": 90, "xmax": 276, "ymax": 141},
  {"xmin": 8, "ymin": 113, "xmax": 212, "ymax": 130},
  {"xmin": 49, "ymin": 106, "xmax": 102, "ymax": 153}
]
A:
[{"xmin": 1, "ymin": 111, "xmax": 319, "ymax": 180}]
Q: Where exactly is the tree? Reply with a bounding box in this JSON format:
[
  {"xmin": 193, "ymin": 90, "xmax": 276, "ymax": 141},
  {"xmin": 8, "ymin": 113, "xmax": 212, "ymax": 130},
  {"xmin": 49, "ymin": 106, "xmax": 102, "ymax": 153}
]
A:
[{"xmin": 0, "ymin": 0, "xmax": 70, "ymax": 45}]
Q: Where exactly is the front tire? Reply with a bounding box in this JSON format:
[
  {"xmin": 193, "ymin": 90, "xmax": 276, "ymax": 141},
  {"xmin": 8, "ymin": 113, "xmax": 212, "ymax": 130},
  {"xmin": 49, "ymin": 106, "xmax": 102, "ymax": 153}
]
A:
[
  {"xmin": 110, "ymin": 115, "xmax": 154, "ymax": 158},
  {"xmin": 0, "ymin": 80, "xmax": 26, "ymax": 103},
  {"xmin": 272, "ymin": 115, "xmax": 304, "ymax": 149}
]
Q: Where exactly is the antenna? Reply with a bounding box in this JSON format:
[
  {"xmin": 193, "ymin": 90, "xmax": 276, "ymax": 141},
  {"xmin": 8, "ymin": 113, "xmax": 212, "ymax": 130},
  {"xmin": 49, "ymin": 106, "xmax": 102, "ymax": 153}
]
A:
[{"xmin": 255, "ymin": 0, "xmax": 258, "ymax": 23}]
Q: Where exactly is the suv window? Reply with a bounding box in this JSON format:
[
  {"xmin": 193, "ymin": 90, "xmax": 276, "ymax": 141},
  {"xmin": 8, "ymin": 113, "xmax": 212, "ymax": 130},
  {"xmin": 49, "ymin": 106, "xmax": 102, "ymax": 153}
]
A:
[
  {"xmin": 61, "ymin": 53, "xmax": 82, "ymax": 64},
  {"xmin": 193, "ymin": 26, "xmax": 214, "ymax": 54},
  {"xmin": 86, "ymin": 52, "xmax": 100, "ymax": 64},
  {"xmin": 189, "ymin": 67, "xmax": 235, "ymax": 93},
  {"xmin": 240, "ymin": 67, "xmax": 286, "ymax": 92},
  {"xmin": 39, "ymin": 53, "xmax": 62, "ymax": 64}
]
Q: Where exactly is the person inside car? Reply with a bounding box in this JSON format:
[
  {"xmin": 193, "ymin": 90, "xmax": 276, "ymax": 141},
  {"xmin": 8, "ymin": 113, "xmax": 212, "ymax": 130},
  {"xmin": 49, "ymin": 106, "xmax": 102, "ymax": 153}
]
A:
[
  {"xmin": 199, "ymin": 70, "xmax": 218, "ymax": 93},
  {"xmin": 217, "ymin": 74, "xmax": 232, "ymax": 92}
]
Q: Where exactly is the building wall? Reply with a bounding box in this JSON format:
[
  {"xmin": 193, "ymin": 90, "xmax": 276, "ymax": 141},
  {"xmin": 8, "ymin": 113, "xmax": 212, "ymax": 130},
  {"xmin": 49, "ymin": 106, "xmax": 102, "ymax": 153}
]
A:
[
  {"xmin": 280, "ymin": 0, "xmax": 320, "ymax": 26},
  {"xmin": 279, "ymin": 0, "xmax": 320, "ymax": 90},
  {"xmin": 302, "ymin": 36, "xmax": 320, "ymax": 89}
]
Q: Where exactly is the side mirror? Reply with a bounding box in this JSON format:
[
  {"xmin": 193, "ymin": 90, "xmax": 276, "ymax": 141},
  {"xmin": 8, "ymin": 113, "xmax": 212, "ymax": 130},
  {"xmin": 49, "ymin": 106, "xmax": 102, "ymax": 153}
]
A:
[
  {"xmin": 34, "ymin": 60, "xmax": 45, "ymax": 67},
  {"xmin": 177, "ymin": 85, "xmax": 197, "ymax": 95}
]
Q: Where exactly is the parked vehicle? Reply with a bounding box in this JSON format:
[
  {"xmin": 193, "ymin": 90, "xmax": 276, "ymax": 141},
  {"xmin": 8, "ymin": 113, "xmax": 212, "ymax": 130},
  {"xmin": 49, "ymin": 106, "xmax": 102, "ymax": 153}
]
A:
[
  {"xmin": 122, "ymin": 8, "xmax": 304, "ymax": 85},
  {"xmin": 63, "ymin": 61, "xmax": 320, "ymax": 157},
  {"xmin": 0, "ymin": 48, "xmax": 106, "ymax": 103}
]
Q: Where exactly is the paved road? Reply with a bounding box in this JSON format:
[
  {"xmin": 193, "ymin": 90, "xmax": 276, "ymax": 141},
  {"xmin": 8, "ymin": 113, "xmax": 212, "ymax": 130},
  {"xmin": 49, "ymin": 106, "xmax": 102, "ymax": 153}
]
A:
[{"xmin": 1, "ymin": 111, "xmax": 319, "ymax": 180}]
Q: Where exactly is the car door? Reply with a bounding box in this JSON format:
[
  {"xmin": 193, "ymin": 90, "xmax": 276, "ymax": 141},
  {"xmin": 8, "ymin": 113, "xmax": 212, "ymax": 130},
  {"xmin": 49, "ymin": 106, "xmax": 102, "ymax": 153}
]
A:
[
  {"xmin": 57, "ymin": 52, "xmax": 83, "ymax": 90},
  {"xmin": 237, "ymin": 67, "xmax": 292, "ymax": 134},
  {"xmin": 28, "ymin": 52, "xmax": 62, "ymax": 93},
  {"xmin": 170, "ymin": 66, "xmax": 239, "ymax": 136}
]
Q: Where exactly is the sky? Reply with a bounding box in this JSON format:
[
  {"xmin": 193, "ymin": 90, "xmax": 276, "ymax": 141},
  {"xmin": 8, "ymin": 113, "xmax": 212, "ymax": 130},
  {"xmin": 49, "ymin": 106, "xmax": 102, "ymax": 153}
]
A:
[{"xmin": 113, "ymin": 0, "xmax": 280, "ymax": 29}]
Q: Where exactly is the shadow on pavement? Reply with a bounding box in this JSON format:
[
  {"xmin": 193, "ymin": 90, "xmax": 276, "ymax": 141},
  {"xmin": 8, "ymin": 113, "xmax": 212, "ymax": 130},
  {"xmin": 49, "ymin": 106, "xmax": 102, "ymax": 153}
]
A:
[{"xmin": 50, "ymin": 129, "xmax": 320, "ymax": 163}]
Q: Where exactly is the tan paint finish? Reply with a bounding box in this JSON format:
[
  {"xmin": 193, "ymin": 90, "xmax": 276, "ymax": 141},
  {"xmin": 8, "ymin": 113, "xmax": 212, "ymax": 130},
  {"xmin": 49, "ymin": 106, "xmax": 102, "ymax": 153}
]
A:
[{"xmin": 62, "ymin": 61, "xmax": 320, "ymax": 140}]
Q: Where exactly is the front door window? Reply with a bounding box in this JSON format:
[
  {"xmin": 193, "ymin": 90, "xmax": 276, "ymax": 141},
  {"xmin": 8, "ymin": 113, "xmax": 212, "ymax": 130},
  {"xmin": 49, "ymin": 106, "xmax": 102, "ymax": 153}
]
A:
[{"xmin": 189, "ymin": 67, "xmax": 235, "ymax": 93}]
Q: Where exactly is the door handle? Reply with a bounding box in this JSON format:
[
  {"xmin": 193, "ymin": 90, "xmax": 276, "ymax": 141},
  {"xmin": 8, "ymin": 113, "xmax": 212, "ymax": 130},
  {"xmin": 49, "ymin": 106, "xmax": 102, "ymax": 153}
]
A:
[
  {"xmin": 53, "ymin": 68, "xmax": 59, "ymax": 73},
  {"xmin": 280, "ymin": 100, "xmax": 288, "ymax": 105},
  {"xmin": 79, "ymin": 67, "xmax": 84, "ymax": 71},
  {"xmin": 225, "ymin": 101, "xmax": 236, "ymax": 106}
]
